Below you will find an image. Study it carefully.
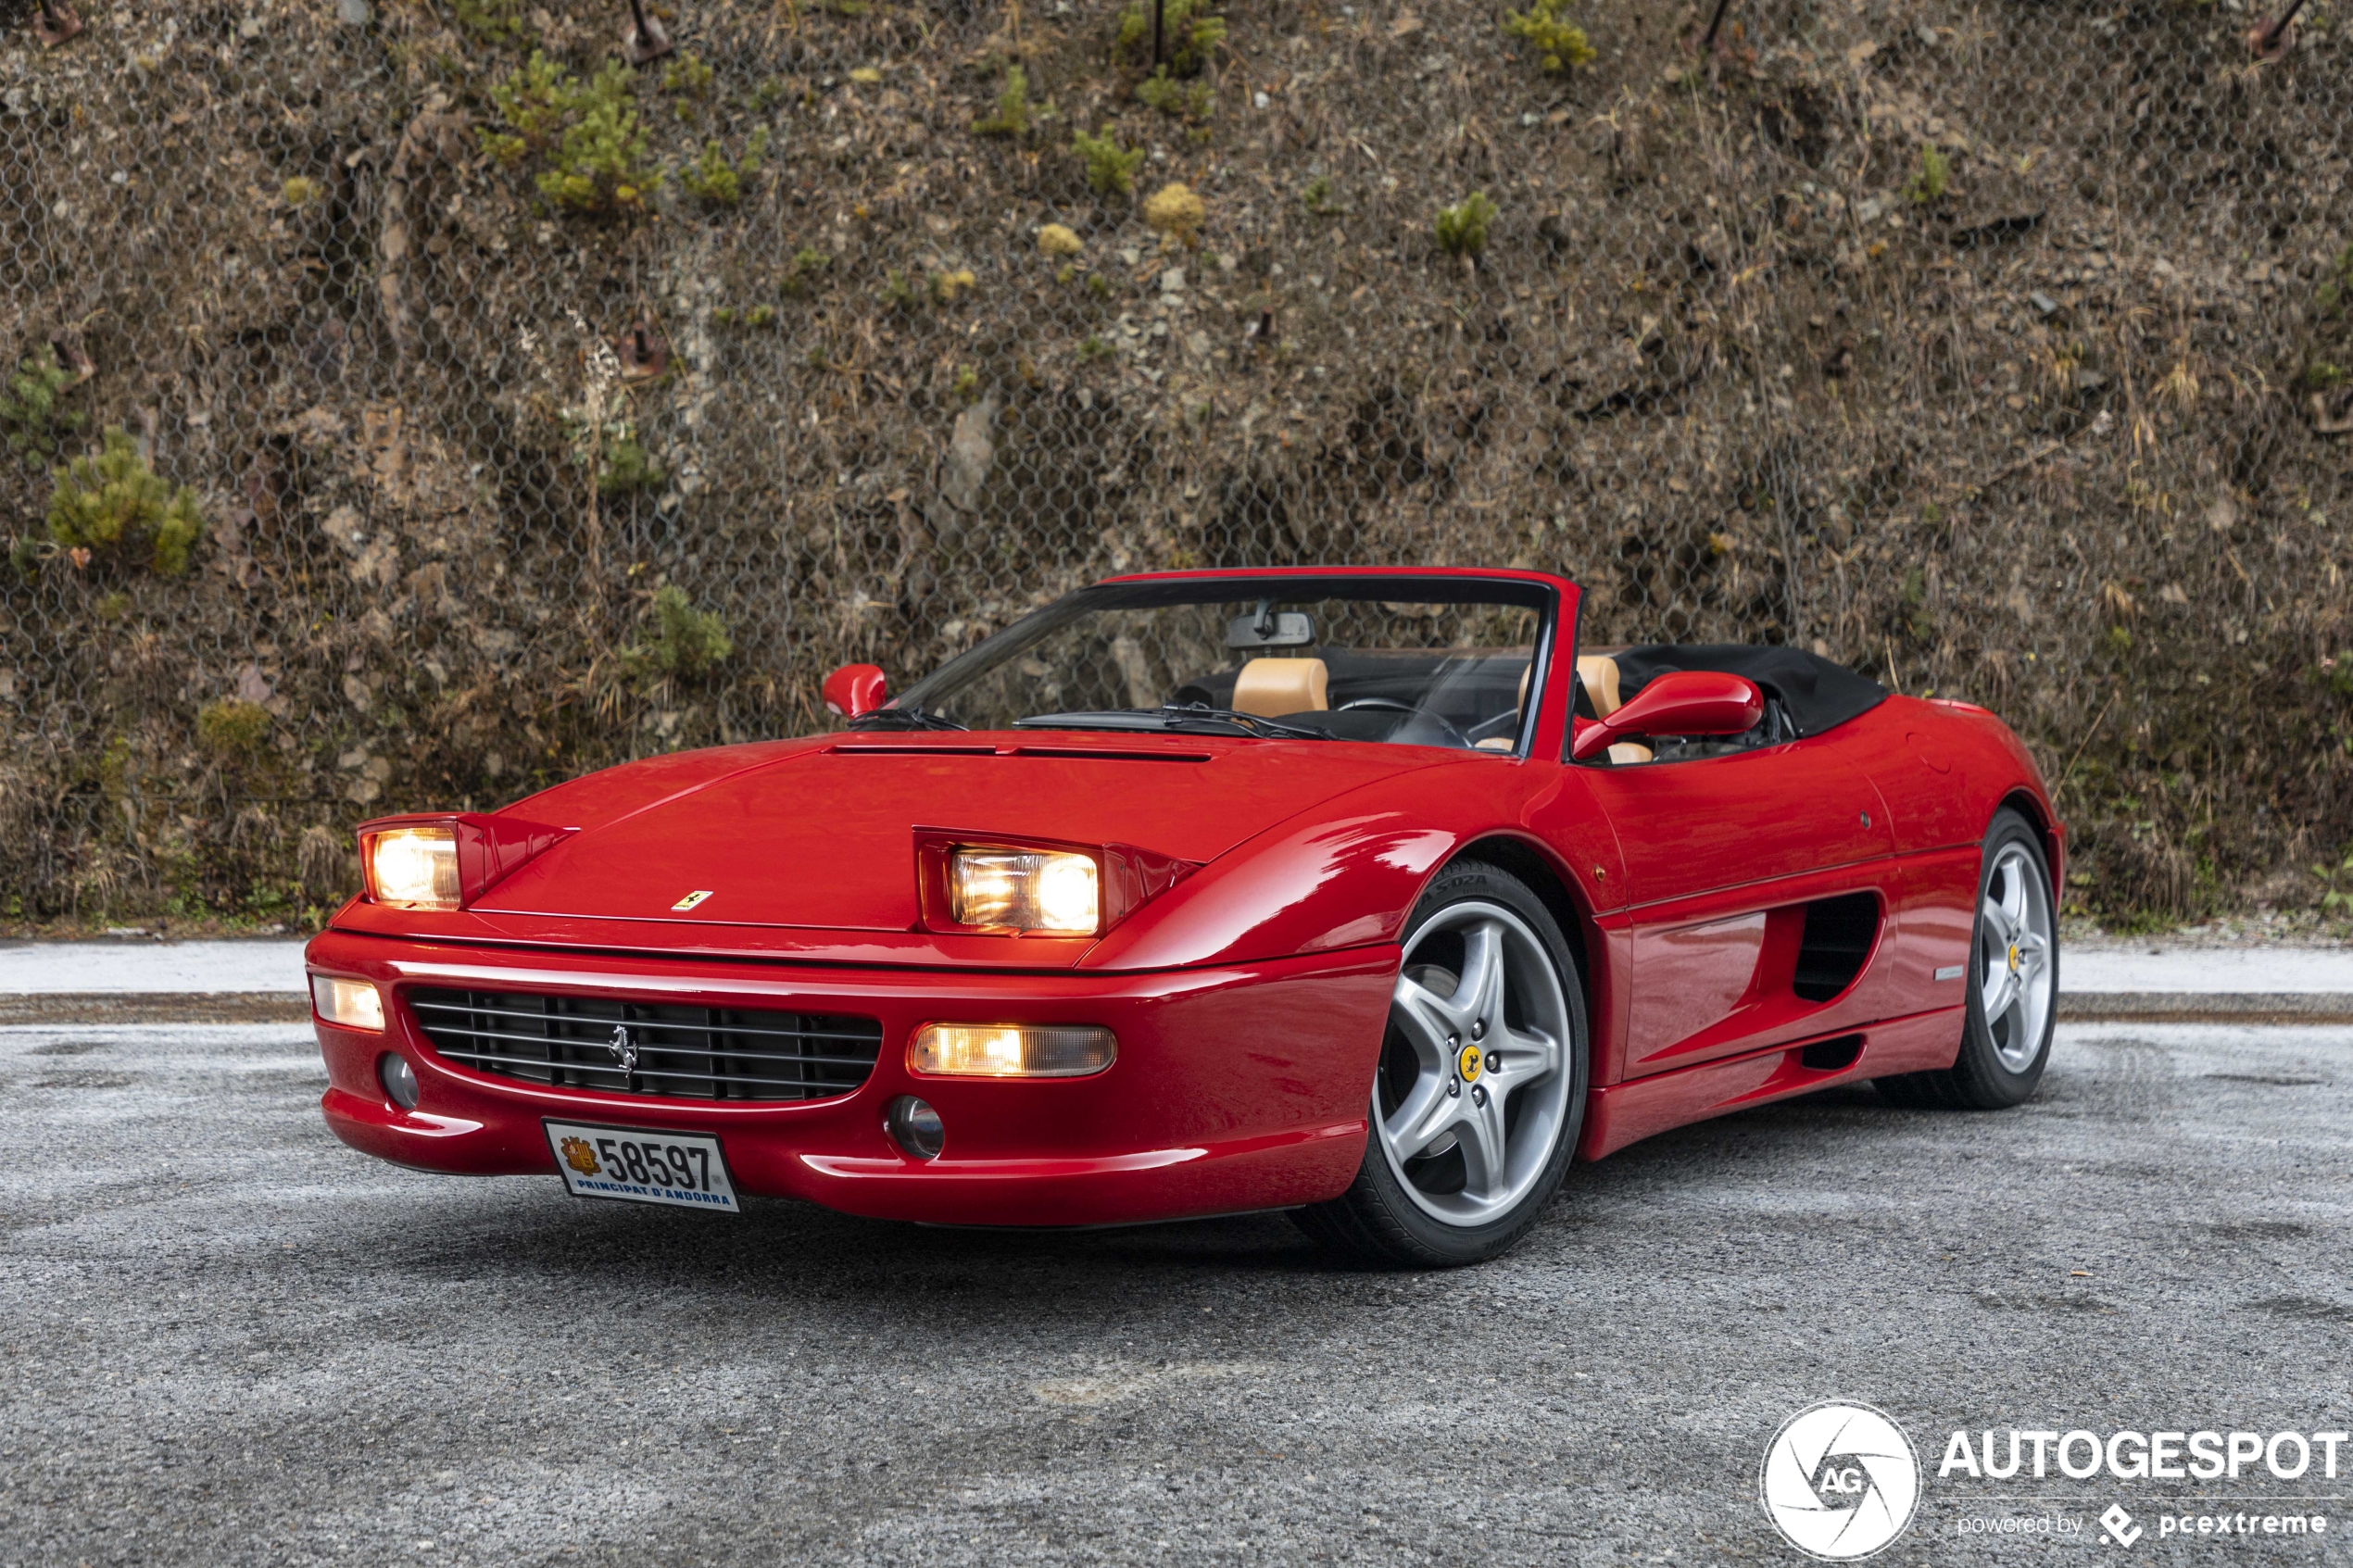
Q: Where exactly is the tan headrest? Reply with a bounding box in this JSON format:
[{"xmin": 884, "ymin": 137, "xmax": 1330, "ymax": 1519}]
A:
[
  {"xmin": 1576, "ymin": 655, "xmax": 1623, "ymax": 718},
  {"xmin": 1233, "ymin": 657, "xmax": 1328, "ymax": 717}
]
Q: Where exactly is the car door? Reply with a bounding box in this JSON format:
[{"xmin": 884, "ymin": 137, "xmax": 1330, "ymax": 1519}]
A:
[{"xmin": 1571, "ymin": 736, "xmax": 1897, "ymax": 1077}]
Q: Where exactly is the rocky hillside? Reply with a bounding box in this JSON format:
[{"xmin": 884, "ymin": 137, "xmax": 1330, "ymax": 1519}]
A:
[{"xmin": 0, "ymin": 0, "xmax": 2348, "ymax": 928}]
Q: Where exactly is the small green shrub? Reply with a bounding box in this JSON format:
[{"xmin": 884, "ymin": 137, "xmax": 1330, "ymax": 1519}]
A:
[
  {"xmin": 680, "ymin": 128, "xmax": 770, "ymax": 207},
  {"xmin": 1, "ymin": 351, "xmax": 82, "ymax": 466},
  {"xmin": 197, "ymin": 698, "xmax": 271, "ymax": 757},
  {"xmin": 1136, "ymin": 67, "xmax": 1212, "ymax": 119},
  {"xmin": 661, "ymin": 53, "xmax": 715, "ymax": 114},
  {"xmin": 1502, "ymin": 0, "xmax": 1594, "ymax": 74},
  {"xmin": 971, "ymin": 64, "xmax": 1043, "ymax": 137},
  {"xmin": 882, "ymin": 270, "xmax": 924, "ymax": 312},
  {"xmin": 1074, "ymin": 126, "xmax": 1146, "ymax": 196},
  {"xmin": 744, "ymin": 304, "xmax": 777, "ymax": 329},
  {"xmin": 447, "ymin": 0, "xmax": 524, "ymax": 45},
  {"xmin": 2296, "ymin": 362, "xmax": 2348, "ymax": 392},
  {"xmin": 1116, "ymin": 0, "xmax": 1225, "ymax": 76},
  {"xmin": 1902, "ymin": 144, "xmax": 1952, "ymax": 205},
  {"xmin": 1301, "ymin": 174, "xmax": 1346, "ymax": 216},
  {"xmin": 48, "ymin": 429, "xmax": 204, "ymax": 576},
  {"xmin": 1434, "ymin": 191, "xmax": 1498, "ymax": 257},
  {"xmin": 780, "ymin": 246, "xmax": 832, "ymax": 298},
  {"xmin": 482, "ymin": 54, "xmax": 661, "ymax": 217},
  {"xmin": 1078, "ymin": 334, "xmax": 1115, "ymax": 360},
  {"xmin": 598, "ymin": 436, "xmax": 663, "ymax": 495},
  {"xmin": 2319, "ymin": 245, "xmax": 2353, "ymax": 319},
  {"xmin": 622, "ymin": 584, "xmax": 733, "ymax": 683}
]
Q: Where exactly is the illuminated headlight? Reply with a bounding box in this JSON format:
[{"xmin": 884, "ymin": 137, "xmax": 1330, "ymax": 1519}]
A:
[
  {"xmin": 911, "ymin": 1023, "xmax": 1116, "ymax": 1078},
  {"xmin": 948, "ymin": 848, "xmax": 1099, "ymax": 934},
  {"xmin": 310, "ymin": 975, "xmax": 384, "ymax": 1032},
  {"xmin": 368, "ymin": 826, "xmax": 459, "ymax": 909}
]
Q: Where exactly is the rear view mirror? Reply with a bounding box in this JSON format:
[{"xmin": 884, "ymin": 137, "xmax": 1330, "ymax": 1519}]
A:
[
  {"xmin": 1571, "ymin": 670, "xmax": 1763, "ymax": 761},
  {"xmin": 823, "ymin": 663, "xmax": 887, "ymax": 719},
  {"xmin": 1227, "ymin": 604, "xmax": 1315, "ymax": 648}
]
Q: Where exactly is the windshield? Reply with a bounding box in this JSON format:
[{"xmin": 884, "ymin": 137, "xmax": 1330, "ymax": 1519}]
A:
[{"xmin": 873, "ymin": 576, "xmax": 1554, "ymax": 751}]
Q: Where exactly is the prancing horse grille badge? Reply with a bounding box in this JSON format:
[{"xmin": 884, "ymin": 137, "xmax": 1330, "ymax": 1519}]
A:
[{"xmin": 606, "ymin": 1024, "xmax": 639, "ymax": 1074}]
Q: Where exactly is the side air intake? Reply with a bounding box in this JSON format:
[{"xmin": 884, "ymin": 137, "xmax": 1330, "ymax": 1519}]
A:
[{"xmin": 1793, "ymin": 893, "xmax": 1881, "ymax": 1003}]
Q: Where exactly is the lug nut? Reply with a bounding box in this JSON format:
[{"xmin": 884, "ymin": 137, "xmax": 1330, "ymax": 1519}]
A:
[
  {"xmin": 1471, "ymin": 1085, "xmax": 1489, "ymax": 1108},
  {"xmin": 1470, "ymin": 1020, "xmax": 1486, "ymax": 1040},
  {"xmin": 1447, "ymin": 1079, "xmax": 1461, "ymax": 1098}
]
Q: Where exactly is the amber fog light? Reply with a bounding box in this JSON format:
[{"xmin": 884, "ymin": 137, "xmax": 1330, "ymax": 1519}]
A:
[
  {"xmin": 379, "ymin": 1053, "xmax": 421, "ymax": 1111},
  {"xmin": 311, "ymin": 975, "xmax": 384, "ymax": 1032},
  {"xmin": 911, "ymin": 1023, "xmax": 1116, "ymax": 1078},
  {"xmin": 886, "ymin": 1096, "xmax": 945, "ymax": 1160}
]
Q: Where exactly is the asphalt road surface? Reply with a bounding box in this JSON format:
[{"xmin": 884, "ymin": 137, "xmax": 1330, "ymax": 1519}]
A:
[{"xmin": 3, "ymin": 1021, "xmax": 2348, "ymax": 1567}]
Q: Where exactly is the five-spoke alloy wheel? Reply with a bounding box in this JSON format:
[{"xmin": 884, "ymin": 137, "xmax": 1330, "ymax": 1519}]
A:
[
  {"xmin": 1877, "ymin": 807, "xmax": 2058, "ymax": 1110},
  {"xmin": 1296, "ymin": 860, "xmax": 1587, "ymax": 1266}
]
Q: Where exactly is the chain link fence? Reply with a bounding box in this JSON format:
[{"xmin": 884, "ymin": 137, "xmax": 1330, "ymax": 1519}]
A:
[{"xmin": 1, "ymin": 0, "xmax": 2348, "ymax": 927}]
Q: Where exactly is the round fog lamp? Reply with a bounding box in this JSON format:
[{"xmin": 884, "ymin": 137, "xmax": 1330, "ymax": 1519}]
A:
[
  {"xmin": 379, "ymin": 1052, "xmax": 421, "ymax": 1111},
  {"xmin": 886, "ymin": 1096, "xmax": 945, "ymax": 1160}
]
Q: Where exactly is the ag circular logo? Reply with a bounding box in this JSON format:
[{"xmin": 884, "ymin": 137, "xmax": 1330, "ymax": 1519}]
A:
[{"xmin": 1758, "ymin": 1401, "xmax": 1920, "ymax": 1561}]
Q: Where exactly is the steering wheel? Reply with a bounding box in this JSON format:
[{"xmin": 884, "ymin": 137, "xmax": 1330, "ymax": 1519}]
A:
[{"xmin": 1337, "ymin": 698, "xmax": 1469, "ymax": 748}]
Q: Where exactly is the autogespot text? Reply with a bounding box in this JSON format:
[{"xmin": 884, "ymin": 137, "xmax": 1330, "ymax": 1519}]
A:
[{"xmin": 1940, "ymin": 1429, "xmax": 2350, "ymax": 1481}]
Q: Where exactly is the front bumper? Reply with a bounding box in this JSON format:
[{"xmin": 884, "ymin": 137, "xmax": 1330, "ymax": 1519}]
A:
[{"xmin": 306, "ymin": 929, "xmax": 1392, "ymax": 1227}]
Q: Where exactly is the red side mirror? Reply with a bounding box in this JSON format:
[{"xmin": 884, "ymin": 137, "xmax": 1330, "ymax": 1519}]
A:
[
  {"xmin": 1571, "ymin": 671, "xmax": 1764, "ymax": 761},
  {"xmin": 823, "ymin": 663, "xmax": 887, "ymax": 719}
]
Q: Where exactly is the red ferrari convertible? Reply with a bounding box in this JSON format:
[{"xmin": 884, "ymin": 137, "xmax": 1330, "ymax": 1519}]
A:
[{"xmin": 307, "ymin": 567, "xmax": 2061, "ymax": 1265}]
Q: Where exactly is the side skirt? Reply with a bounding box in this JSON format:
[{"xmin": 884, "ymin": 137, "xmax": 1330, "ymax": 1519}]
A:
[{"xmin": 1576, "ymin": 1005, "xmax": 1964, "ymax": 1160}]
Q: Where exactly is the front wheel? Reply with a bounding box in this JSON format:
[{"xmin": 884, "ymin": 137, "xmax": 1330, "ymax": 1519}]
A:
[
  {"xmin": 1876, "ymin": 807, "xmax": 2057, "ymax": 1110},
  {"xmin": 1293, "ymin": 860, "xmax": 1588, "ymax": 1267}
]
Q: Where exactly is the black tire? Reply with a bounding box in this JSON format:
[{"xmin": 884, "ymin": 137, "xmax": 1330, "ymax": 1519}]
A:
[
  {"xmin": 1876, "ymin": 808, "xmax": 2057, "ymax": 1110},
  {"xmin": 1293, "ymin": 859, "xmax": 1589, "ymax": 1267}
]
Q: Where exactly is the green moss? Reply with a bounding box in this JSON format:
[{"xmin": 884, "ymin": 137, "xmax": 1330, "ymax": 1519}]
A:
[
  {"xmin": 621, "ymin": 584, "xmax": 734, "ymax": 683},
  {"xmin": 1501, "ymin": 0, "xmax": 1594, "ymax": 74},
  {"xmin": 1078, "ymin": 334, "xmax": 1115, "ymax": 360},
  {"xmin": 1116, "ymin": 0, "xmax": 1225, "ymax": 76},
  {"xmin": 1, "ymin": 351, "xmax": 82, "ymax": 467},
  {"xmin": 1301, "ymin": 174, "xmax": 1347, "ymax": 216},
  {"xmin": 47, "ymin": 429, "xmax": 204, "ymax": 577},
  {"xmin": 1434, "ymin": 191, "xmax": 1498, "ymax": 257},
  {"xmin": 481, "ymin": 53, "xmax": 661, "ymax": 217},
  {"xmin": 196, "ymin": 698, "xmax": 271, "ymax": 757},
  {"xmin": 1903, "ymin": 144, "xmax": 1952, "ymax": 205},
  {"xmin": 1073, "ymin": 125, "xmax": 1145, "ymax": 196}
]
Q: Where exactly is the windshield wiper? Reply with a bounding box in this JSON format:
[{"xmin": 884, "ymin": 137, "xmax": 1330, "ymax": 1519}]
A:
[
  {"xmin": 848, "ymin": 705, "xmax": 969, "ymax": 732},
  {"xmin": 1013, "ymin": 705, "xmax": 1327, "ymax": 740}
]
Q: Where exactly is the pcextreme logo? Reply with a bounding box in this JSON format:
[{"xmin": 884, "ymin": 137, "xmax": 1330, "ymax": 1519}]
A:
[{"xmin": 1759, "ymin": 1402, "xmax": 1922, "ymax": 1561}]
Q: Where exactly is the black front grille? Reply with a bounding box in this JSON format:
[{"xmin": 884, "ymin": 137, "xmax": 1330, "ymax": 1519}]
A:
[{"xmin": 408, "ymin": 988, "xmax": 883, "ymax": 1103}]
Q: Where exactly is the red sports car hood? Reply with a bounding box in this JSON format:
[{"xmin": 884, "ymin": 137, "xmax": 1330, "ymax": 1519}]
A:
[{"xmin": 470, "ymin": 735, "xmax": 1456, "ymax": 931}]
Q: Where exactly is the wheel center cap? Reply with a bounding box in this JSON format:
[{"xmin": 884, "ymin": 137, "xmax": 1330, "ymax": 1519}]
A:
[
  {"xmin": 1457, "ymin": 1043, "xmax": 1484, "ymax": 1083},
  {"xmin": 2007, "ymin": 944, "xmax": 2020, "ymax": 974}
]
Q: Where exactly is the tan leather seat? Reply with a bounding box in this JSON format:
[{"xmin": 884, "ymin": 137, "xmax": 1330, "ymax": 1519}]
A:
[
  {"xmin": 1576, "ymin": 654, "xmax": 1623, "ymax": 718},
  {"xmin": 1232, "ymin": 657, "xmax": 1328, "ymax": 717},
  {"xmin": 1575, "ymin": 653, "xmax": 1650, "ymax": 764}
]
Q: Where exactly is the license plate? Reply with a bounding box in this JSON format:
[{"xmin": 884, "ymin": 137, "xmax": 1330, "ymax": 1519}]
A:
[{"xmin": 543, "ymin": 1121, "xmax": 741, "ymax": 1214}]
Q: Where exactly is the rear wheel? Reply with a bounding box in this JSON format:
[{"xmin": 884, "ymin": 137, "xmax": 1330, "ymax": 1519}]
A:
[
  {"xmin": 1293, "ymin": 860, "xmax": 1587, "ymax": 1267},
  {"xmin": 1876, "ymin": 808, "xmax": 2057, "ymax": 1110}
]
